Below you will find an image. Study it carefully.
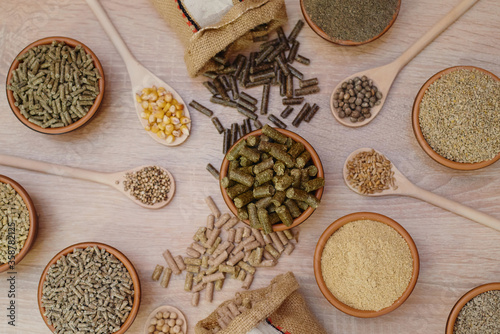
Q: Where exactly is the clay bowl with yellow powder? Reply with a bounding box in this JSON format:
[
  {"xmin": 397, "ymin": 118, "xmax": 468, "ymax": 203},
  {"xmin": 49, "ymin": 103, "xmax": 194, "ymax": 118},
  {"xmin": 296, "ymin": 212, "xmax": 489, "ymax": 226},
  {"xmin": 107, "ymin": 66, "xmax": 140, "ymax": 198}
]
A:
[{"xmin": 314, "ymin": 212, "xmax": 419, "ymax": 317}]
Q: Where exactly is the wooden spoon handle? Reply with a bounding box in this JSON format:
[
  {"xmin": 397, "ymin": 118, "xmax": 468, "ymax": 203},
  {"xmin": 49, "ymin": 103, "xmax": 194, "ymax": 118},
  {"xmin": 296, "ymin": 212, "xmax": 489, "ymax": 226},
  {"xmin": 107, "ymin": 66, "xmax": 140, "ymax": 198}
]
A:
[
  {"xmin": 406, "ymin": 184, "xmax": 500, "ymax": 232},
  {"xmin": 0, "ymin": 154, "xmax": 110, "ymax": 185},
  {"xmin": 85, "ymin": 0, "xmax": 140, "ymax": 73},
  {"xmin": 394, "ymin": 0, "xmax": 479, "ymax": 70}
]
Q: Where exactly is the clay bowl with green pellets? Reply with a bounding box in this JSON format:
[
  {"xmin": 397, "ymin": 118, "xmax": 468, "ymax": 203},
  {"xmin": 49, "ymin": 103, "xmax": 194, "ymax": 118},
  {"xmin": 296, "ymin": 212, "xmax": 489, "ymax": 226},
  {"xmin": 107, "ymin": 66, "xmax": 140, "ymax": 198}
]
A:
[
  {"xmin": 446, "ymin": 282, "xmax": 500, "ymax": 334},
  {"xmin": 6, "ymin": 36, "xmax": 105, "ymax": 134},
  {"xmin": 37, "ymin": 242, "xmax": 141, "ymax": 334},
  {"xmin": 413, "ymin": 66, "xmax": 500, "ymax": 170},
  {"xmin": 300, "ymin": 0, "xmax": 401, "ymax": 46},
  {"xmin": 314, "ymin": 212, "xmax": 419, "ymax": 318},
  {"xmin": 220, "ymin": 125, "xmax": 325, "ymax": 233},
  {"xmin": 0, "ymin": 175, "xmax": 38, "ymax": 273}
]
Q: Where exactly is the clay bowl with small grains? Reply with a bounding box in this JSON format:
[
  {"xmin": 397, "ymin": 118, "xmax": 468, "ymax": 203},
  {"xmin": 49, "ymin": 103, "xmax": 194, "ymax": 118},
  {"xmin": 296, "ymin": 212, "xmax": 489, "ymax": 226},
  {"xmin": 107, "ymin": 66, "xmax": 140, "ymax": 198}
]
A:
[
  {"xmin": 446, "ymin": 282, "xmax": 500, "ymax": 334},
  {"xmin": 37, "ymin": 242, "xmax": 141, "ymax": 334},
  {"xmin": 6, "ymin": 36, "xmax": 105, "ymax": 134},
  {"xmin": 0, "ymin": 175, "xmax": 38, "ymax": 273},
  {"xmin": 220, "ymin": 128, "xmax": 324, "ymax": 232},
  {"xmin": 314, "ymin": 212, "xmax": 419, "ymax": 318},
  {"xmin": 412, "ymin": 66, "xmax": 500, "ymax": 170},
  {"xmin": 300, "ymin": 0, "xmax": 401, "ymax": 46}
]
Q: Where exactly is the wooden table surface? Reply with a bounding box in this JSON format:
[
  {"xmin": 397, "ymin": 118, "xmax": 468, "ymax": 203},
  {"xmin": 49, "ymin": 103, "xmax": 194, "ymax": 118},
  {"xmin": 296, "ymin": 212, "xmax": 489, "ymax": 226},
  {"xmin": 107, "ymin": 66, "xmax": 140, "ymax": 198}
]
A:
[{"xmin": 1, "ymin": 0, "xmax": 499, "ymax": 333}]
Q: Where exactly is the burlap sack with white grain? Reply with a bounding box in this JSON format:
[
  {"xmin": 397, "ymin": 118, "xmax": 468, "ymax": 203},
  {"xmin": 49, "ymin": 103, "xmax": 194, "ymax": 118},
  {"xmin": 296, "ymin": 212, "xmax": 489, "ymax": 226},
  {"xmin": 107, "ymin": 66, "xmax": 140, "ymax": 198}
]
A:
[
  {"xmin": 195, "ymin": 272, "xmax": 327, "ymax": 334},
  {"xmin": 151, "ymin": 0, "xmax": 287, "ymax": 77}
]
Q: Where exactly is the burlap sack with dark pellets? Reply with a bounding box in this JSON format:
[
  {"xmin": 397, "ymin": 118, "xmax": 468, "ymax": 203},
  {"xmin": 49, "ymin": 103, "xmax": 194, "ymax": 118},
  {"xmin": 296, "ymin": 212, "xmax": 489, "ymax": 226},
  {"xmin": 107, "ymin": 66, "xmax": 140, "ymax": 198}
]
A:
[
  {"xmin": 195, "ymin": 272, "xmax": 327, "ymax": 334},
  {"xmin": 151, "ymin": 0, "xmax": 287, "ymax": 77}
]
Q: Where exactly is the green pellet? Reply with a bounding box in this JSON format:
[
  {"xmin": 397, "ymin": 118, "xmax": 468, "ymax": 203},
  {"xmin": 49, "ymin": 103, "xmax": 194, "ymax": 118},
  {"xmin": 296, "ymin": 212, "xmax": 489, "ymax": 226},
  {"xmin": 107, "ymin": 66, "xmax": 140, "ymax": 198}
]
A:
[
  {"xmin": 160, "ymin": 268, "xmax": 172, "ymax": 288},
  {"xmin": 238, "ymin": 206, "xmax": 249, "ymax": 220},
  {"xmin": 305, "ymin": 165, "xmax": 318, "ymax": 176},
  {"xmin": 265, "ymin": 244, "xmax": 280, "ymax": 259},
  {"xmin": 253, "ymin": 185, "xmax": 275, "ymax": 199},
  {"xmin": 258, "ymin": 207, "xmax": 273, "ymax": 234},
  {"xmin": 229, "ymin": 169, "xmax": 254, "ymax": 187},
  {"xmin": 211, "ymin": 96, "xmax": 237, "ymax": 108},
  {"xmin": 253, "ymin": 157, "xmax": 274, "ymax": 174},
  {"xmin": 239, "ymin": 146, "xmax": 260, "ymax": 163},
  {"xmin": 284, "ymin": 198, "xmax": 302, "ymax": 218},
  {"xmin": 273, "ymin": 175, "xmax": 294, "ymax": 191},
  {"xmin": 227, "ymin": 183, "xmax": 250, "ymax": 199},
  {"xmin": 290, "ymin": 169, "xmax": 302, "ymax": 188},
  {"xmin": 254, "ymin": 169, "xmax": 274, "ymax": 186},
  {"xmin": 221, "ymin": 176, "xmax": 233, "ymax": 188},
  {"xmin": 273, "ymin": 161, "xmax": 286, "ymax": 176},
  {"xmin": 270, "ymin": 190, "xmax": 286, "ymax": 207},
  {"xmin": 276, "ymin": 205, "xmax": 294, "ymax": 226},
  {"xmin": 269, "ymin": 147, "xmax": 295, "ymax": 168},
  {"xmin": 296, "ymin": 150, "xmax": 312, "ymax": 168},
  {"xmin": 226, "ymin": 139, "xmax": 247, "ymax": 161},
  {"xmin": 239, "ymin": 156, "xmax": 253, "ymax": 168},
  {"xmin": 284, "ymin": 229, "xmax": 294, "ymax": 240},
  {"xmin": 215, "ymin": 279, "xmax": 225, "ymax": 291},
  {"xmin": 255, "ymin": 196, "xmax": 273, "ymax": 210},
  {"xmin": 186, "ymin": 265, "xmax": 200, "ymax": 273},
  {"xmin": 301, "ymin": 169, "xmax": 310, "ymax": 184},
  {"xmin": 246, "ymin": 135, "xmax": 259, "ymax": 147},
  {"xmin": 262, "ymin": 124, "xmax": 287, "ymax": 144},
  {"xmin": 185, "ymin": 272, "xmax": 194, "ymax": 291},
  {"xmin": 152, "ymin": 265, "xmax": 164, "ymax": 281},
  {"xmin": 302, "ymin": 177, "xmax": 325, "ymax": 193},
  {"xmin": 234, "ymin": 190, "xmax": 254, "ymax": 208},
  {"xmin": 286, "ymin": 188, "xmax": 320, "ymax": 209},
  {"xmin": 238, "ymin": 261, "xmax": 256, "ymax": 275},
  {"xmin": 288, "ymin": 141, "xmax": 305, "ymax": 158},
  {"xmin": 184, "ymin": 258, "xmax": 202, "ymax": 266}
]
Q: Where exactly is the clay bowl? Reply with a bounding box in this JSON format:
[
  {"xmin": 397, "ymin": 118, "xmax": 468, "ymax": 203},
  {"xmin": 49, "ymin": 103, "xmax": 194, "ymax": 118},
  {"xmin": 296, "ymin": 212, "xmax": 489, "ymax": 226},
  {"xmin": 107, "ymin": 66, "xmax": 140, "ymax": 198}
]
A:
[
  {"xmin": 38, "ymin": 242, "xmax": 141, "ymax": 334},
  {"xmin": 143, "ymin": 305, "xmax": 187, "ymax": 334},
  {"xmin": 445, "ymin": 282, "xmax": 500, "ymax": 334},
  {"xmin": 300, "ymin": 0, "xmax": 401, "ymax": 46},
  {"xmin": 0, "ymin": 175, "xmax": 38, "ymax": 273},
  {"xmin": 220, "ymin": 128, "xmax": 324, "ymax": 232},
  {"xmin": 412, "ymin": 66, "xmax": 500, "ymax": 170},
  {"xmin": 314, "ymin": 212, "xmax": 419, "ymax": 318},
  {"xmin": 6, "ymin": 36, "xmax": 105, "ymax": 134}
]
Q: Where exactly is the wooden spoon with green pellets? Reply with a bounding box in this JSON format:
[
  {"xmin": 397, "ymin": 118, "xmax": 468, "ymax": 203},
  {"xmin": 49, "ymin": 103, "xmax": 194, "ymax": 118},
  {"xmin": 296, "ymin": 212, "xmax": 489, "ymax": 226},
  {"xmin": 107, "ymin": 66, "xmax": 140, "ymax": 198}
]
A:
[
  {"xmin": 85, "ymin": 0, "xmax": 191, "ymax": 146},
  {"xmin": 343, "ymin": 148, "xmax": 500, "ymax": 233},
  {"xmin": 331, "ymin": 0, "xmax": 480, "ymax": 128},
  {"xmin": 0, "ymin": 154, "xmax": 175, "ymax": 209}
]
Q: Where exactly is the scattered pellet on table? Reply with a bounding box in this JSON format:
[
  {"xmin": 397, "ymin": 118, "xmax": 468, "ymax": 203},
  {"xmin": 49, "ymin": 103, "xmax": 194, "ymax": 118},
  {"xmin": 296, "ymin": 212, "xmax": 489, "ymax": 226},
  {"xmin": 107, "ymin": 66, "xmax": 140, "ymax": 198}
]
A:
[
  {"xmin": 152, "ymin": 264, "xmax": 164, "ymax": 281},
  {"xmin": 174, "ymin": 255, "xmax": 186, "ymax": 271},
  {"xmin": 280, "ymin": 106, "xmax": 294, "ymax": 118},
  {"xmin": 192, "ymin": 292, "xmax": 200, "ymax": 306},
  {"xmin": 160, "ymin": 268, "xmax": 173, "ymax": 288},
  {"xmin": 163, "ymin": 249, "xmax": 181, "ymax": 275},
  {"xmin": 242, "ymin": 273, "xmax": 254, "ymax": 289},
  {"xmin": 190, "ymin": 100, "xmax": 214, "ymax": 117},
  {"xmin": 206, "ymin": 163, "xmax": 220, "ymax": 180},
  {"xmin": 205, "ymin": 196, "xmax": 221, "ymax": 218},
  {"xmin": 268, "ymin": 114, "xmax": 287, "ymax": 128},
  {"xmin": 215, "ymin": 213, "xmax": 231, "ymax": 229},
  {"xmin": 304, "ymin": 103, "xmax": 319, "ymax": 123}
]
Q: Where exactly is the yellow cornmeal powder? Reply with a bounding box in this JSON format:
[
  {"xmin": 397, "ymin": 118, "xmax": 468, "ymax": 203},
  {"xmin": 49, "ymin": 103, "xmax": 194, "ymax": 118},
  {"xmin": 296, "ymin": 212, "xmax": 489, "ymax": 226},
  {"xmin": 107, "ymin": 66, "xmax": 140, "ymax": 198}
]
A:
[{"xmin": 321, "ymin": 219, "xmax": 413, "ymax": 311}]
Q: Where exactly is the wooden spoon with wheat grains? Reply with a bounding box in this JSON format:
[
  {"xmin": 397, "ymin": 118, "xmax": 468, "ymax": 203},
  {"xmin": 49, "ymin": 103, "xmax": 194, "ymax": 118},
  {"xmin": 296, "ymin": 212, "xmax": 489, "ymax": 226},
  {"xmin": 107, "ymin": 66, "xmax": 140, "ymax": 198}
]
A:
[{"xmin": 343, "ymin": 148, "xmax": 500, "ymax": 232}]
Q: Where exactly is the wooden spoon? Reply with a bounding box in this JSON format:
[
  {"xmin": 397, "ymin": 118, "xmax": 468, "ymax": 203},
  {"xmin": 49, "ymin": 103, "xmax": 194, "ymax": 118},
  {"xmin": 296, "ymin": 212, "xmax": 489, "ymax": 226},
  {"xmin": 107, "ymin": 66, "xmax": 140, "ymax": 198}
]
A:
[
  {"xmin": 0, "ymin": 154, "xmax": 175, "ymax": 209},
  {"xmin": 330, "ymin": 0, "xmax": 480, "ymax": 128},
  {"xmin": 343, "ymin": 148, "xmax": 500, "ymax": 232},
  {"xmin": 143, "ymin": 305, "xmax": 187, "ymax": 334},
  {"xmin": 85, "ymin": 0, "xmax": 191, "ymax": 146}
]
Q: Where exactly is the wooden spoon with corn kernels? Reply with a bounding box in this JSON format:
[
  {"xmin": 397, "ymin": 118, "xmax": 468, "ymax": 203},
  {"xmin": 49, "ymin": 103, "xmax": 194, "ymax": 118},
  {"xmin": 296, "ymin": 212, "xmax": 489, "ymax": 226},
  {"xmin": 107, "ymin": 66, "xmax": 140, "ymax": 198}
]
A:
[
  {"xmin": 343, "ymin": 148, "xmax": 500, "ymax": 232},
  {"xmin": 0, "ymin": 154, "xmax": 175, "ymax": 209},
  {"xmin": 85, "ymin": 0, "xmax": 191, "ymax": 146}
]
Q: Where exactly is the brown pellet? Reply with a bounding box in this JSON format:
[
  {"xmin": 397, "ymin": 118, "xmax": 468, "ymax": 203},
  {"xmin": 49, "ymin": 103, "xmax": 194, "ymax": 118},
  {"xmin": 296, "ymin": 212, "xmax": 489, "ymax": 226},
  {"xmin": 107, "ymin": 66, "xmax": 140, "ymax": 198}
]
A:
[
  {"xmin": 215, "ymin": 213, "xmax": 231, "ymax": 228},
  {"xmin": 192, "ymin": 292, "xmax": 200, "ymax": 306},
  {"xmin": 205, "ymin": 196, "xmax": 221, "ymax": 218},
  {"xmin": 268, "ymin": 114, "xmax": 287, "ymax": 129},
  {"xmin": 283, "ymin": 97, "xmax": 304, "ymax": 105},
  {"xmin": 174, "ymin": 255, "xmax": 186, "ymax": 271},
  {"xmin": 295, "ymin": 55, "xmax": 310, "ymax": 65},
  {"xmin": 304, "ymin": 103, "xmax": 319, "ymax": 123},
  {"xmin": 163, "ymin": 250, "xmax": 181, "ymax": 275},
  {"xmin": 211, "ymin": 117, "xmax": 225, "ymax": 134},
  {"xmin": 207, "ymin": 214, "xmax": 215, "ymax": 230},
  {"xmin": 280, "ymin": 106, "xmax": 294, "ymax": 118},
  {"xmin": 152, "ymin": 265, "xmax": 164, "ymax": 281},
  {"xmin": 242, "ymin": 273, "xmax": 254, "ymax": 289},
  {"xmin": 160, "ymin": 268, "xmax": 172, "ymax": 288},
  {"xmin": 260, "ymin": 83, "xmax": 270, "ymax": 115},
  {"xmin": 295, "ymin": 85, "xmax": 320, "ymax": 96}
]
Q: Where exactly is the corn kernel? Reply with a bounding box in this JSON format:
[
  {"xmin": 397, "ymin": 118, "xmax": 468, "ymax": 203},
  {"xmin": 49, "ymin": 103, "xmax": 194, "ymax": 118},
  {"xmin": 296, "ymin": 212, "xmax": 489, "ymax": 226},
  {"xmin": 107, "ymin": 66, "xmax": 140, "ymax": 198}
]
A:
[
  {"xmin": 168, "ymin": 105, "xmax": 176, "ymax": 113},
  {"xmin": 158, "ymin": 123, "xmax": 166, "ymax": 131},
  {"xmin": 165, "ymin": 124, "xmax": 174, "ymax": 135},
  {"xmin": 174, "ymin": 123, "xmax": 182, "ymax": 130},
  {"xmin": 162, "ymin": 116, "xmax": 171, "ymax": 124},
  {"xmin": 142, "ymin": 88, "xmax": 151, "ymax": 95},
  {"xmin": 135, "ymin": 94, "xmax": 142, "ymax": 103},
  {"xmin": 171, "ymin": 117, "xmax": 180, "ymax": 125},
  {"xmin": 176, "ymin": 103, "xmax": 184, "ymax": 111},
  {"xmin": 148, "ymin": 115, "xmax": 156, "ymax": 123},
  {"xmin": 151, "ymin": 124, "xmax": 159, "ymax": 133},
  {"xmin": 158, "ymin": 87, "xmax": 166, "ymax": 94},
  {"xmin": 145, "ymin": 126, "xmax": 151, "ymax": 131},
  {"xmin": 175, "ymin": 110, "xmax": 183, "ymax": 119},
  {"xmin": 163, "ymin": 103, "xmax": 171, "ymax": 112},
  {"xmin": 166, "ymin": 135, "xmax": 174, "ymax": 144},
  {"xmin": 165, "ymin": 93, "xmax": 173, "ymax": 103},
  {"xmin": 153, "ymin": 111, "xmax": 164, "ymax": 119},
  {"xmin": 140, "ymin": 112, "xmax": 148, "ymax": 119},
  {"xmin": 141, "ymin": 101, "xmax": 149, "ymax": 109},
  {"xmin": 157, "ymin": 99, "xmax": 166, "ymax": 109},
  {"xmin": 180, "ymin": 116, "xmax": 190, "ymax": 124},
  {"xmin": 180, "ymin": 124, "xmax": 190, "ymax": 135},
  {"xmin": 172, "ymin": 130, "xmax": 180, "ymax": 137}
]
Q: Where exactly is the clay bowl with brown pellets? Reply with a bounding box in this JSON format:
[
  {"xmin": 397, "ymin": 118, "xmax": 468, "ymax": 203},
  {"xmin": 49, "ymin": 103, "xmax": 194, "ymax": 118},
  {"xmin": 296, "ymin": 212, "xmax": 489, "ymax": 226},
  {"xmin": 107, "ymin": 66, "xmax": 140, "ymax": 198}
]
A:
[
  {"xmin": 445, "ymin": 282, "xmax": 500, "ymax": 334},
  {"xmin": 37, "ymin": 242, "xmax": 141, "ymax": 334},
  {"xmin": 220, "ymin": 128, "xmax": 324, "ymax": 232},
  {"xmin": 412, "ymin": 66, "xmax": 500, "ymax": 170},
  {"xmin": 313, "ymin": 212, "xmax": 419, "ymax": 318},
  {"xmin": 299, "ymin": 0, "xmax": 401, "ymax": 46},
  {"xmin": 6, "ymin": 36, "xmax": 105, "ymax": 134},
  {"xmin": 0, "ymin": 175, "xmax": 38, "ymax": 273},
  {"xmin": 144, "ymin": 305, "xmax": 187, "ymax": 334}
]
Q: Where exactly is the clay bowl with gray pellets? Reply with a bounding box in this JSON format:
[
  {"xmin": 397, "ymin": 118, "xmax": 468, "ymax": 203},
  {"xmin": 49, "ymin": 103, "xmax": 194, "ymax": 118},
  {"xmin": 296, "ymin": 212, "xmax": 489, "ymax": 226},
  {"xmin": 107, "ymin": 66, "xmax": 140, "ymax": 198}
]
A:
[
  {"xmin": 37, "ymin": 242, "xmax": 141, "ymax": 334},
  {"xmin": 314, "ymin": 212, "xmax": 419, "ymax": 318},
  {"xmin": 412, "ymin": 66, "xmax": 500, "ymax": 170},
  {"xmin": 445, "ymin": 282, "xmax": 500, "ymax": 334},
  {"xmin": 0, "ymin": 175, "xmax": 38, "ymax": 273},
  {"xmin": 299, "ymin": 0, "xmax": 401, "ymax": 46},
  {"xmin": 220, "ymin": 128, "xmax": 324, "ymax": 232},
  {"xmin": 6, "ymin": 36, "xmax": 105, "ymax": 134}
]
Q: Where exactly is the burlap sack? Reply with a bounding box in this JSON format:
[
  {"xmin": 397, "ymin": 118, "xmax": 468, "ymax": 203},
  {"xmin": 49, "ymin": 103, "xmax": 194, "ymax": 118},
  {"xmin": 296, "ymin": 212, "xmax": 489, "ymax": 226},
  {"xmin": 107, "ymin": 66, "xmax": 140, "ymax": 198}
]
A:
[
  {"xmin": 151, "ymin": 0, "xmax": 287, "ymax": 77},
  {"xmin": 195, "ymin": 272, "xmax": 327, "ymax": 334}
]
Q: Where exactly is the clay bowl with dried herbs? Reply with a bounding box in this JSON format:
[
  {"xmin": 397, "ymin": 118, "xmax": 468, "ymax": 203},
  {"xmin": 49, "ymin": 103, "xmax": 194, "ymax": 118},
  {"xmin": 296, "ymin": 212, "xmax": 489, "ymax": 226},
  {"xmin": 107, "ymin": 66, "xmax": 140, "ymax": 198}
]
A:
[
  {"xmin": 314, "ymin": 212, "xmax": 419, "ymax": 318},
  {"xmin": 37, "ymin": 242, "xmax": 141, "ymax": 334},
  {"xmin": 300, "ymin": 0, "xmax": 401, "ymax": 46},
  {"xmin": 220, "ymin": 128, "xmax": 324, "ymax": 232},
  {"xmin": 6, "ymin": 36, "xmax": 105, "ymax": 134},
  {"xmin": 0, "ymin": 175, "xmax": 38, "ymax": 273},
  {"xmin": 446, "ymin": 282, "xmax": 500, "ymax": 334},
  {"xmin": 412, "ymin": 66, "xmax": 500, "ymax": 170}
]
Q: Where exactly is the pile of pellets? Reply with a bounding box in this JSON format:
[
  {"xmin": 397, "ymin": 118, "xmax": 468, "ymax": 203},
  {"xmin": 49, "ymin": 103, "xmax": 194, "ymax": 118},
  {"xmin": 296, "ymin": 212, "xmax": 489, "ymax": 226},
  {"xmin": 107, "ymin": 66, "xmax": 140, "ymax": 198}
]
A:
[
  {"xmin": 41, "ymin": 246, "xmax": 135, "ymax": 334},
  {"xmin": 0, "ymin": 182, "xmax": 30, "ymax": 264},
  {"xmin": 213, "ymin": 292, "xmax": 253, "ymax": 332},
  {"xmin": 151, "ymin": 196, "xmax": 298, "ymax": 306},
  {"xmin": 7, "ymin": 41, "xmax": 101, "ymax": 128},
  {"xmin": 190, "ymin": 20, "xmax": 321, "ymax": 154},
  {"xmin": 122, "ymin": 166, "xmax": 171, "ymax": 205}
]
